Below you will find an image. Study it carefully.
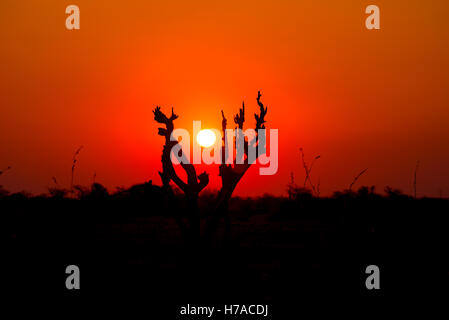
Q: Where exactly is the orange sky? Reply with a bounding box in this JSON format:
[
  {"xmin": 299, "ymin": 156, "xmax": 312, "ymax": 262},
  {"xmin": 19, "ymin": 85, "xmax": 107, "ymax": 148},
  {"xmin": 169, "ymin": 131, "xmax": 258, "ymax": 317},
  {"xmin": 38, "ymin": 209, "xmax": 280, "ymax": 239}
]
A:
[{"xmin": 1, "ymin": 0, "xmax": 449, "ymax": 197}]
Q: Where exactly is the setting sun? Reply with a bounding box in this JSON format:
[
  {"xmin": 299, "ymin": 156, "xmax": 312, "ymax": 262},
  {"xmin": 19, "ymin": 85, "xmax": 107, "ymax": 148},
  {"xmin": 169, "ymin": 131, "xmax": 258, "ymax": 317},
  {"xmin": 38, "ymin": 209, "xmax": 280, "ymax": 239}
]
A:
[{"xmin": 197, "ymin": 129, "xmax": 217, "ymax": 148}]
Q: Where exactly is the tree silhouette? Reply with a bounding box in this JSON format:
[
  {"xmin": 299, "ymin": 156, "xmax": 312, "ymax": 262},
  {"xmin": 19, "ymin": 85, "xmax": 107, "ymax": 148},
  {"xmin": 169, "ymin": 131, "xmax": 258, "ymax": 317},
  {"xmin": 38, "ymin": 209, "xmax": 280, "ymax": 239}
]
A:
[{"xmin": 154, "ymin": 91, "xmax": 268, "ymax": 246}]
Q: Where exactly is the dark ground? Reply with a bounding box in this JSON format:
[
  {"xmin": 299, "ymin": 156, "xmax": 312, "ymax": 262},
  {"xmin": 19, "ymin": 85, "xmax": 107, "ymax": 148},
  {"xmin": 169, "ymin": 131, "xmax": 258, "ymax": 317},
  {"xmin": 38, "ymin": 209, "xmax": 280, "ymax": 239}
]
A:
[{"xmin": 3, "ymin": 183, "xmax": 448, "ymax": 316}]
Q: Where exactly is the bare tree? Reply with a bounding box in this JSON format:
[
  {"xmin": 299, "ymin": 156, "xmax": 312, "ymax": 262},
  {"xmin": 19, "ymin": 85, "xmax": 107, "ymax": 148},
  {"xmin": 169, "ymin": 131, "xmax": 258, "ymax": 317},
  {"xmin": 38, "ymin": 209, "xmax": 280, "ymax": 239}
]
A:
[
  {"xmin": 70, "ymin": 146, "xmax": 83, "ymax": 198},
  {"xmin": 154, "ymin": 91, "xmax": 268, "ymax": 246}
]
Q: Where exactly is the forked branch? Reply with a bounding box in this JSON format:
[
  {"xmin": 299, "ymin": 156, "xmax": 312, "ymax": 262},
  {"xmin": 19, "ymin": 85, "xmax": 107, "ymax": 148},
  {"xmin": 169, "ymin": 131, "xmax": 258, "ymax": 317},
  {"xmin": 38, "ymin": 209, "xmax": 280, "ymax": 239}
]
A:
[{"xmin": 153, "ymin": 106, "xmax": 209, "ymax": 195}]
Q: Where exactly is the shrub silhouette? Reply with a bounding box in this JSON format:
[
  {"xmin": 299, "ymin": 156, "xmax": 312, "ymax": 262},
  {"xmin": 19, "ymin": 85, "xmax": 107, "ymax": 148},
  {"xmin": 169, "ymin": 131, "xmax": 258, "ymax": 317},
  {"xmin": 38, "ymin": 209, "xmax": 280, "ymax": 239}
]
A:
[{"xmin": 47, "ymin": 187, "xmax": 69, "ymax": 199}]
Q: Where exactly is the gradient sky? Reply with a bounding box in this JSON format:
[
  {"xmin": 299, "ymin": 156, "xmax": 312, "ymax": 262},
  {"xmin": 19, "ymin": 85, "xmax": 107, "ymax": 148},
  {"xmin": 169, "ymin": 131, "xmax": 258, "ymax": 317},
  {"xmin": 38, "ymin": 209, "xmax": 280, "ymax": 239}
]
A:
[{"xmin": 1, "ymin": 0, "xmax": 449, "ymax": 197}]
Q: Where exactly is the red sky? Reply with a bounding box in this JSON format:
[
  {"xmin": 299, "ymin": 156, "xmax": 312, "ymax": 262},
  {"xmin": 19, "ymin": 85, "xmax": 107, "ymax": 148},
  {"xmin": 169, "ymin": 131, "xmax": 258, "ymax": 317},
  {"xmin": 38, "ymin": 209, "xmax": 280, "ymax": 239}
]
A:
[{"xmin": 1, "ymin": 1, "xmax": 449, "ymax": 197}]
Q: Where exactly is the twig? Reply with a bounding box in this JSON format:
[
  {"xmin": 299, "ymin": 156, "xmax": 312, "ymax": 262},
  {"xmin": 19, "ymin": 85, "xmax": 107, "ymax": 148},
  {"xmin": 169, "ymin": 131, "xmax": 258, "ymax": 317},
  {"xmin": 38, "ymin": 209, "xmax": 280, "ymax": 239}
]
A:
[
  {"xmin": 413, "ymin": 160, "xmax": 419, "ymax": 199},
  {"xmin": 349, "ymin": 168, "xmax": 368, "ymax": 191},
  {"xmin": 0, "ymin": 166, "xmax": 11, "ymax": 177},
  {"xmin": 70, "ymin": 146, "xmax": 83, "ymax": 198},
  {"xmin": 309, "ymin": 155, "xmax": 321, "ymax": 176}
]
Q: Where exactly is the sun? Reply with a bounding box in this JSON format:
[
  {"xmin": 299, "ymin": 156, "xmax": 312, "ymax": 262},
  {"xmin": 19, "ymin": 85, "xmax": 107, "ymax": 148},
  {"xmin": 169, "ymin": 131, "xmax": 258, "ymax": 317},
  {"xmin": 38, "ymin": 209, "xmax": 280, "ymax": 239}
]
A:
[{"xmin": 197, "ymin": 129, "xmax": 216, "ymax": 148}]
